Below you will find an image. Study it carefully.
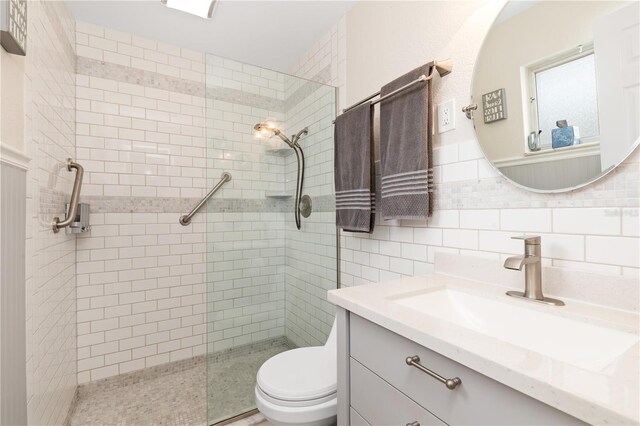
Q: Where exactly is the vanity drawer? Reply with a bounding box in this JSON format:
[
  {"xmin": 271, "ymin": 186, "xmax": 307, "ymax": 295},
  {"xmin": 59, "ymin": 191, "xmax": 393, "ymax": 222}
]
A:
[
  {"xmin": 350, "ymin": 314, "xmax": 584, "ymax": 425},
  {"xmin": 350, "ymin": 357, "xmax": 446, "ymax": 426}
]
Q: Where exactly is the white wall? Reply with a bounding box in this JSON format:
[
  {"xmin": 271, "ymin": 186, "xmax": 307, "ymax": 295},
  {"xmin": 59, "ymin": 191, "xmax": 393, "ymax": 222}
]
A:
[
  {"xmin": 0, "ymin": 49, "xmax": 25, "ymax": 153},
  {"xmin": 292, "ymin": 1, "xmax": 639, "ymax": 295}
]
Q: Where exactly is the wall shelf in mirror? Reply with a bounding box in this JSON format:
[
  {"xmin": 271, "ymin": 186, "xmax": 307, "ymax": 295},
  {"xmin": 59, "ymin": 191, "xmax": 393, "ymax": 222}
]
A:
[
  {"xmin": 469, "ymin": 0, "xmax": 639, "ymax": 193},
  {"xmin": 495, "ymin": 142, "xmax": 601, "ymax": 168},
  {"xmin": 522, "ymin": 141, "xmax": 600, "ymax": 159}
]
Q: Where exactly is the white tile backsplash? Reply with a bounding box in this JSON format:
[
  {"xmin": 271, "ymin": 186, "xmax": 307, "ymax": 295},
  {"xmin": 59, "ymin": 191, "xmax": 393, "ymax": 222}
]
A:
[
  {"xmin": 459, "ymin": 209, "xmax": 499, "ymax": 230},
  {"xmin": 586, "ymin": 236, "xmax": 640, "ymax": 268},
  {"xmin": 553, "ymin": 207, "xmax": 621, "ymax": 236},
  {"xmin": 500, "ymin": 208, "xmax": 552, "ymax": 233},
  {"xmin": 622, "ymin": 208, "xmax": 639, "ymax": 237}
]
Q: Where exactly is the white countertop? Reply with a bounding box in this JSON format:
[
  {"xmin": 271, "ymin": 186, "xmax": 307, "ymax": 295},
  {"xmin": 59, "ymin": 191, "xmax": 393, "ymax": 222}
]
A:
[{"xmin": 328, "ymin": 273, "xmax": 640, "ymax": 425}]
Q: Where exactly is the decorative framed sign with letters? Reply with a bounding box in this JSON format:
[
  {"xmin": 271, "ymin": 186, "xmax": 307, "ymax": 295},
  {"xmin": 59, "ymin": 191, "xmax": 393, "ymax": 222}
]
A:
[
  {"xmin": 1, "ymin": 0, "xmax": 27, "ymax": 56},
  {"xmin": 482, "ymin": 88, "xmax": 507, "ymax": 124}
]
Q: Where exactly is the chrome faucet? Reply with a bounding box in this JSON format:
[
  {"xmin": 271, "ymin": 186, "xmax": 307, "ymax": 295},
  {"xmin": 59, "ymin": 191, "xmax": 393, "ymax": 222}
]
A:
[{"xmin": 504, "ymin": 235, "xmax": 564, "ymax": 306}]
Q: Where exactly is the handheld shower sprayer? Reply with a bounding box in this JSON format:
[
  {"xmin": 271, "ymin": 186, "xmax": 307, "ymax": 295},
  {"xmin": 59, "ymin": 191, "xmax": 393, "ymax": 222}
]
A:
[{"xmin": 253, "ymin": 122, "xmax": 309, "ymax": 230}]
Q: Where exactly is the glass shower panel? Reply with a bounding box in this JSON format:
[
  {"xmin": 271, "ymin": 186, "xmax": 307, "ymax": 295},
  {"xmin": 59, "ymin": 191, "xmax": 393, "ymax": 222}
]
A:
[
  {"xmin": 204, "ymin": 54, "xmax": 336, "ymax": 425},
  {"xmin": 282, "ymin": 75, "xmax": 338, "ymax": 349}
]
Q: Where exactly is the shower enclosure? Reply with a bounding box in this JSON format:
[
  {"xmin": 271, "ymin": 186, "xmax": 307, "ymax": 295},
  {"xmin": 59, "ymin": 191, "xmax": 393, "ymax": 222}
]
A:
[{"xmin": 203, "ymin": 53, "xmax": 337, "ymax": 424}]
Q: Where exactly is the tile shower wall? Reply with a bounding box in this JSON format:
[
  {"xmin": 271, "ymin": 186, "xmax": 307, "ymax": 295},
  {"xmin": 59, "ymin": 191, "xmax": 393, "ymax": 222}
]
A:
[
  {"xmin": 204, "ymin": 54, "xmax": 288, "ymax": 353},
  {"xmin": 282, "ymin": 19, "xmax": 346, "ymax": 347},
  {"xmin": 293, "ymin": 4, "xmax": 639, "ymax": 294},
  {"xmin": 74, "ymin": 21, "xmax": 210, "ymax": 383},
  {"xmin": 74, "ymin": 22, "xmax": 291, "ymax": 380},
  {"xmin": 24, "ymin": 1, "xmax": 77, "ymax": 424}
]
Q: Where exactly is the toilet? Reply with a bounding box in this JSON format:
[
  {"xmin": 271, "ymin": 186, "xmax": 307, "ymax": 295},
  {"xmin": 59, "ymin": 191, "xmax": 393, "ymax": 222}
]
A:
[{"xmin": 255, "ymin": 320, "xmax": 337, "ymax": 426}]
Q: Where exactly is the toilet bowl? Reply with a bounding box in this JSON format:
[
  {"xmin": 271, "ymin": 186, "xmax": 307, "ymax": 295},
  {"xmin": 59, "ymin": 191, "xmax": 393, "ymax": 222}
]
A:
[{"xmin": 255, "ymin": 319, "xmax": 337, "ymax": 426}]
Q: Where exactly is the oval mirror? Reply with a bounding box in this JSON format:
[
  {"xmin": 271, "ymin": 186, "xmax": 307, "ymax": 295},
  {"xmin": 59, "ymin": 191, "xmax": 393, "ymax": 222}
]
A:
[{"xmin": 471, "ymin": 1, "xmax": 639, "ymax": 192}]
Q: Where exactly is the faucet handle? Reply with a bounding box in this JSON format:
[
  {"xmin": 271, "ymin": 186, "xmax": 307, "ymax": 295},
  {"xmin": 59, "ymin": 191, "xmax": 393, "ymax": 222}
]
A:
[{"xmin": 511, "ymin": 235, "xmax": 541, "ymax": 244}]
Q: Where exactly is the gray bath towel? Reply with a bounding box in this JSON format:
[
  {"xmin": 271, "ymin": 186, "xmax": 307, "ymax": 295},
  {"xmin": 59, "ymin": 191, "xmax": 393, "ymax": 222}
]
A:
[
  {"xmin": 379, "ymin": 63, "xmax": 434, "ymax": 219},
  {"xmin": 334, "ymin": 102, "xmax": 375, "ymax": 232}
]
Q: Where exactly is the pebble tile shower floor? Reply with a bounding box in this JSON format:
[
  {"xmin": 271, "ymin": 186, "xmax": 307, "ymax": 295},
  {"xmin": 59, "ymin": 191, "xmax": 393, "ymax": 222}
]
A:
[{"xmin": 69, "ymin": 341, "xmax": 289, "ymax": 425}]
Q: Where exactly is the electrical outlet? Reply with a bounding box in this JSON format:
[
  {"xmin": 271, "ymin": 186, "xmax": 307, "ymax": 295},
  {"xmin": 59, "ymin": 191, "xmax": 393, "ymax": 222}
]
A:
[{"xmin": 438, "ymin": 99, "xmax": 456, "ymax": 133}]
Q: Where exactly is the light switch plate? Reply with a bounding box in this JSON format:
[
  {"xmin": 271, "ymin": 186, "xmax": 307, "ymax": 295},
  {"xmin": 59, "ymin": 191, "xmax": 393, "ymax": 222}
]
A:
[{"xmin": 437, "ymin": 99, "xmax": 455, "ymax": 133}]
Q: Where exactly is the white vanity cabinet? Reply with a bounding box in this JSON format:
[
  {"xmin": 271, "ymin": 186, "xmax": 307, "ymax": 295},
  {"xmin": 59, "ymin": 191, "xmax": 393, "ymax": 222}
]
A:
[{"xmin": 337, "ymin": 309, "xmax": 586, "ymax": 426}]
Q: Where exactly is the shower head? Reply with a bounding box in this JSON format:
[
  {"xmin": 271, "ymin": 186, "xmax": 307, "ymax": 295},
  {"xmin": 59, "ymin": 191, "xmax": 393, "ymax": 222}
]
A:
[
  {"xmin": 253, "ymin": 122, "xmax": 294, "ymax": 147},
  {"xmin": 253, "ymin": 122, "xmax": 280, "ymax": 136}
]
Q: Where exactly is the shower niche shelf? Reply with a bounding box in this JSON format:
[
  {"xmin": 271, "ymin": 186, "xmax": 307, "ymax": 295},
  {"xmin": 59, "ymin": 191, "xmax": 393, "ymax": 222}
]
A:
[
  {"xmin": 265, "ymin": 192, "xmax": 292, "ymax": 200},
  {"xmin": 265, "ymin": 147, "xmax": 293, "ymax": 157}
]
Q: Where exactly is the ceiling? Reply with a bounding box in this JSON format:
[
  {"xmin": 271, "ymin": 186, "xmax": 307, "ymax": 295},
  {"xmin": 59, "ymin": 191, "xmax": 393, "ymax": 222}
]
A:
[{"xmin": 68, "ymin": 0, "xmax": 356, "ymax": 72}]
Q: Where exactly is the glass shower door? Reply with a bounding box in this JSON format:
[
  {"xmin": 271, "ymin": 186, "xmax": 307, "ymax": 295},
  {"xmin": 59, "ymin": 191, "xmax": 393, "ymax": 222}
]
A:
[{"xmin": 204, "ymin": 53, "xmax": 337, "ymax": 424}]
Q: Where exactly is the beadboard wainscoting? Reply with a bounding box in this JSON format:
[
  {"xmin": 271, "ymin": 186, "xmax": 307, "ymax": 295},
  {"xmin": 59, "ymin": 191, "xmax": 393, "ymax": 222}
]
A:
[{"xmin": 0, "ymin": 161, "xmax": 28, "ymax": 426}]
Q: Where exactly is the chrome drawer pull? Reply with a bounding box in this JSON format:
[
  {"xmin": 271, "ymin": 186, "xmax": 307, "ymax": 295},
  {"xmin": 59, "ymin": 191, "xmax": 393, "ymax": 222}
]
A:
[
  {"xmin": 406, "ymin": 422, "xmax": 420, "ymax": 426},
  {"xmin": 405, "ymin": 355, "xmax": 462, "ymax": 390}
]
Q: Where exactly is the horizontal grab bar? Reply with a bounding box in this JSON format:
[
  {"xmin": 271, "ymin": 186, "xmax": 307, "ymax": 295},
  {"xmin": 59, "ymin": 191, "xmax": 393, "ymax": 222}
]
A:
[
  {"xmin": 179, "ymin": 172, "xmax": 232, "ymax": 225},
  {"xmin": 52, "ymin": 158, "xmax": 84, "ymax": 233}
]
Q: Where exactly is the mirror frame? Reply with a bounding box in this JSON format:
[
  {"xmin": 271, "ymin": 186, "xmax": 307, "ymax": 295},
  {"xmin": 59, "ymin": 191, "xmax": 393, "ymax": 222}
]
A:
[{"xmin": 469, "ymin": 0, "xmax": 640, "ymax": 194}]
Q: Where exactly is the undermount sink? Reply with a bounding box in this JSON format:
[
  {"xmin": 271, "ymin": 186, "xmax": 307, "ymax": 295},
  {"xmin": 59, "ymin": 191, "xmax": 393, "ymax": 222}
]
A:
[{"xmin": 392, "ymin": 288, "xmax": 638, "ymax": 372}]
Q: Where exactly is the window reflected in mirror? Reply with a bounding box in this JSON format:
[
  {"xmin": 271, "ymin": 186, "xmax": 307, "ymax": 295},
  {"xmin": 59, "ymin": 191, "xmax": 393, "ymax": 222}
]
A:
[
  {"xmin": 529, "ymin": 50, "xmax": 600, "ymax": 151},
  {"xmin": 471, "ymin": 0, "xmax": 639, "ymax": 192}
]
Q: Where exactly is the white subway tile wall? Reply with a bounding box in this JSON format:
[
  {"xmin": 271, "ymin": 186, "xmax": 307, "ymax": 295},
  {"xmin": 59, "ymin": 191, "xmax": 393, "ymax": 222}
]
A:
[
  {"xmin": 75, "ymin": 22, "xmax": 337, "ymax": 381},
  {"xmin": 24, "ymin": 2, "xmax": 77, "ymax": 424},
  {"xmin": 336, "ymin": 149, "xmax": 640, "ymax": 287},
  {"xmin": 289, "ymin": 18, "xmax": 639, "ymax": 294},
  {"xmin": 76, "ymin": 213, "xmax": 209, "ymax": 381},
  {"xmin": 205, "ymin": 211, "xmax": 286, "ymax": 352},
  {"xmin": 203, "ymin": 52, "xmax": 336, "ymax": 352},
  {"xmin": 75, "ymin": 21, "xmax": 213, "ymax": 383},
  {"xmin": 283, "ymin": 20, "xmax": 345, "ymax": 346},
  {"xmin": 205, "ymin": 54, "xmax": 287, "ymax": 200}
]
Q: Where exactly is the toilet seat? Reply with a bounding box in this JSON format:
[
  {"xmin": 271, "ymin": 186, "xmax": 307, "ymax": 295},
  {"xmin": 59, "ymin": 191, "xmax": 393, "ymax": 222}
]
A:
[
  {"xmin": 256, "ymin": 384, "xmax": 336, "ymax": 408},
  {"xmin": 257, "ymin": 346, "xmax": 336, "ymax": 402},
  {"xmin": 255, "ymin": 386, "xmax": 337, "ymax": 426}
]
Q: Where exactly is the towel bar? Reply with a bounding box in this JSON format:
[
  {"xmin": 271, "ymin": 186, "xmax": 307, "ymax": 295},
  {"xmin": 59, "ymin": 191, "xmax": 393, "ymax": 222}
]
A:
[{"xmin": 333, "ymin": 59, "xmax": 453, "ymax": 124}]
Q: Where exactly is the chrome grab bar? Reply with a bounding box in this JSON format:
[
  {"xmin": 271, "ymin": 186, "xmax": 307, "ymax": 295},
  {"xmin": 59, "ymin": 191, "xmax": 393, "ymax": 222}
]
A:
[
  {"xmin": 179, "ymin": 172, "xmax": 231, "ymax": 225},
  {"xmin": 52, "ymin": 158, "xmax": 84, "ymax": 233},
  {"xmin": 405, "ymin": 355, "xmax": 462, "ymax": 390}
]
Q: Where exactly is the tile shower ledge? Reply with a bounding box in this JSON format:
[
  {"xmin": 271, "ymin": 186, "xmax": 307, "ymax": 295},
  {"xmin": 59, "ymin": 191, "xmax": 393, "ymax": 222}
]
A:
[{"xmin": 328, "ymin": 274, "xmax": 640, "ymax": 425}]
